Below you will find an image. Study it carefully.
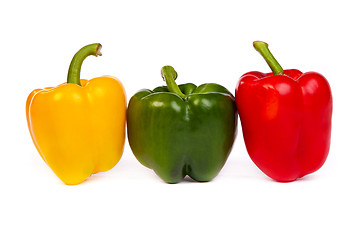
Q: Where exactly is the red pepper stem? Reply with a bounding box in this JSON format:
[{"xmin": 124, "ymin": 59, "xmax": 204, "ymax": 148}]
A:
[
  {"xmin": 67, "ymin": 43, "xmax": 102, "ymax": 86},
  {"xmin": 161, "ymin": 66, "xmax": 186, "ymax": 99},
  {"xmin": 253, "ymin": 41, "xmax": 283, "ymax": 75}
]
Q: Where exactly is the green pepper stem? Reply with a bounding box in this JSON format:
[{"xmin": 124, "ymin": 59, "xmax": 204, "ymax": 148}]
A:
[
  {"xmin": 67, "ymin": 43, "xmax": 102, "ymax": 86},
  {"xmin": 253, "ymin": 41, "xmax": 283, "ymax": 75},
  {"xmin": 161, "ymin": 66, "xmax": 186, "ymax": 99}
]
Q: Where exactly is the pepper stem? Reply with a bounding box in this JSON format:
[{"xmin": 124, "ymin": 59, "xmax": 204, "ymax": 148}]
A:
[
  {"xmin": 67, "ymin": 43, "xmax": 102, "ymax": 86},
  {"xmin": 253, "ymin": 41, "xmax": 283, "ymax": 75},
  {"xmin": 161, "ymin": 66, "xmax": 186, "ymax": 99}
]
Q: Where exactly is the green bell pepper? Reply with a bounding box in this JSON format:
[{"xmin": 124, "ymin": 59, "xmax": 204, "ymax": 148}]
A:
[{"xmin": 127, "ymin": 66, "xmax": 238, "ymax": 183}]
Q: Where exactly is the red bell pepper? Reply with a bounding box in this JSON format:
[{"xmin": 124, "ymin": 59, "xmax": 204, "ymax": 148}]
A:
[{"xmin": 235, "ymin": 41, "xmax": 332, "ymax": 182}]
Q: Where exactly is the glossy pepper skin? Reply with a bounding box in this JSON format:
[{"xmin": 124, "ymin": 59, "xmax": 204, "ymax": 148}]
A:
[
  {"xmin": 235, "ymin": 41, "xmax": 332, "ymax": 182},
  {"xmin": 127, "ymin": 66, "xmax": 237, "ymax": 183},
  {"xmin": 26, "ymin": 44, "xmax": 126, "ymax": 185}
]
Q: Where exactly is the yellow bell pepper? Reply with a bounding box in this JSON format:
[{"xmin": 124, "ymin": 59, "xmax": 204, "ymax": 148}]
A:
[{"xmin": 26, "ymin": 43, "xmax": 126, "ymax": 185}]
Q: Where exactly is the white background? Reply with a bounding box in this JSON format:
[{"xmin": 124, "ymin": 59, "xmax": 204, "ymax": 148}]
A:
[{"xmin": 1, "ymin": 0, "xmax": 359, "ymax": 239}]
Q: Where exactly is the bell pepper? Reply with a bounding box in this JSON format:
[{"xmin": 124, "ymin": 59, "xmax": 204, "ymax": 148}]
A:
[
  {"xmin": 26, "ymin": 43, "xmax": 127, "ymax": 185},
  {"xmin": 127, "ymin": 66, "xmax": 238, "ymax": 183},
  {"xmin": 235, "ymin": 41, "xmax": 332, "ymax": 182}
]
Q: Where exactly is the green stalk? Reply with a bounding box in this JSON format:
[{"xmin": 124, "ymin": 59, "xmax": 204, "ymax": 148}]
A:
[
  {"xmin": 67, "ymin": 43, "xmax": 102, "ymax": 86},
  {"xmin": 161, "ymin": 66, "xmax": 186, "ymax": 99},
  {"xmin": 253, "ymin": 41, "xmax": 283, "ymax": 75}
]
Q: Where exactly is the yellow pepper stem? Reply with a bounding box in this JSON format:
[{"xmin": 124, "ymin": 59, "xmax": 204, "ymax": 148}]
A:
[{"xmin": 67, "ymin": 43, "xmax": 102, "ymax": 86}]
